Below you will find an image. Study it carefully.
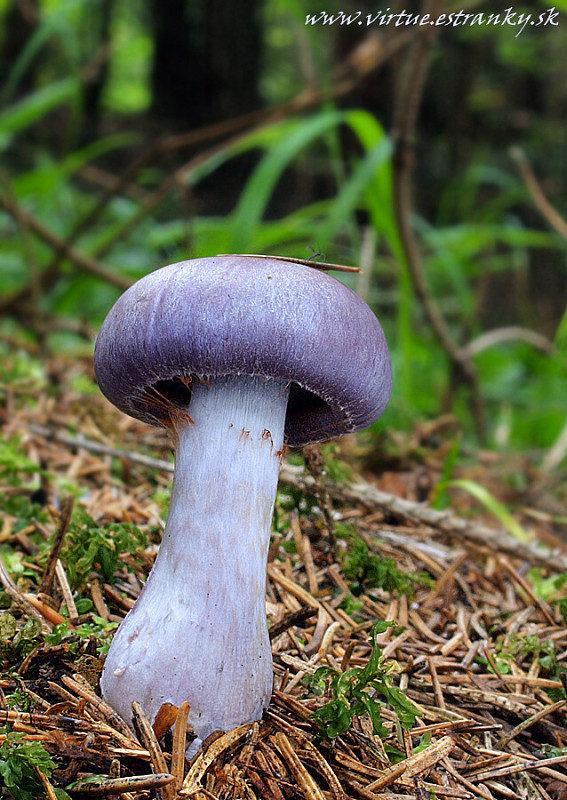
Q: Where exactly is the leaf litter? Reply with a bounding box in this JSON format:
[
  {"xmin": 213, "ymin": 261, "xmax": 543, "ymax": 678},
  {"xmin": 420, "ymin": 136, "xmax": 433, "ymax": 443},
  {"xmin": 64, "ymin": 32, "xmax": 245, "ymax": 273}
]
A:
[{"xmin": 1, "ymin": 351, "xmax": 567, "ymax": 800}]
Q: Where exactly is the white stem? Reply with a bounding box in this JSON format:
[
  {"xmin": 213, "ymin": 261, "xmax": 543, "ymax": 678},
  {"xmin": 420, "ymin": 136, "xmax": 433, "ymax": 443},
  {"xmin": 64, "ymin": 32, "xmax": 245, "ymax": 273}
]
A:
[{"xmin": 101, "ymin": 375, "xmax": 289, "ymax": 744}]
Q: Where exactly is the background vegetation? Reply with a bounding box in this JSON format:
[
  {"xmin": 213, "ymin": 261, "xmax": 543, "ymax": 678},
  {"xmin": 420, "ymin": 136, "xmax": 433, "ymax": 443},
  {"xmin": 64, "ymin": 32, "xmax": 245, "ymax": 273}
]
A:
[
  {"xmin": 1, "ymin": 0, "xmax": 566, "ymax": 486},
  {"xmin": 1, "ymin": 2, "xmax": 567, "ymax": 796}
]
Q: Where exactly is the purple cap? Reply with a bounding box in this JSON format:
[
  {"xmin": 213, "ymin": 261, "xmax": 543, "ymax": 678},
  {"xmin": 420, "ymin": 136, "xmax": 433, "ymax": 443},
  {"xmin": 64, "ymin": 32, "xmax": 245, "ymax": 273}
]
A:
[{"xmin": 94, "ymin": 256, "xmax": 392, "ymax": 447}]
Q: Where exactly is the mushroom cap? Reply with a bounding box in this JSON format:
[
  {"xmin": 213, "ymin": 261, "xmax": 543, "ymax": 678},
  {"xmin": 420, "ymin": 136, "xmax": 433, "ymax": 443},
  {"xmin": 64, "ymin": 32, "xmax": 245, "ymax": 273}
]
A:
[{"xmin": 94, "ymin": 256, "xmax": 392, "ymax": 447}]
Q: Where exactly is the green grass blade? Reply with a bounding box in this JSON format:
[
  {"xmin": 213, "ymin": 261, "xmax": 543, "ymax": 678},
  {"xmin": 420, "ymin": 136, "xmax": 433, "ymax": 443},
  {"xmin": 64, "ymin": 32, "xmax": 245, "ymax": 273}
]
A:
[
  {"xmin": 450, "ymin": 479, "xmax": 531, "ymax": 541},
  {"xmin": 0, "ymin": 2, "xmax": 81, "ymax": 103},
  {"xmin": 229, "ymin": 110, "xmax": 344, "ymax": 252},
  {"xmin": 0, "ymin": 78, "xmax": 79, "ymax": 144},
  {"xmin": 318, "ymin": 138, "xmax": 392, "ymax": 251},
  {"xmin": 345, "ymin": 109, "xmax": 413, "ymax": 403}
]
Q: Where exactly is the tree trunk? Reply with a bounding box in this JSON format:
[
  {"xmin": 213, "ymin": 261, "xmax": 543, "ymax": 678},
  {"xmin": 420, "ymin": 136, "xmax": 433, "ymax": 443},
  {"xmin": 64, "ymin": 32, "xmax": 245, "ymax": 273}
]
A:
[
  {"xmin": 150, "ymin": 0, "xmax": 262, "ymax": 126},
  {"xmin": 82, "ymin": 0, "xmax": 114, "ymax": 130},
  {"xmin": 0, "ymin": 0, "xmax": 40, "ymax": 100}
]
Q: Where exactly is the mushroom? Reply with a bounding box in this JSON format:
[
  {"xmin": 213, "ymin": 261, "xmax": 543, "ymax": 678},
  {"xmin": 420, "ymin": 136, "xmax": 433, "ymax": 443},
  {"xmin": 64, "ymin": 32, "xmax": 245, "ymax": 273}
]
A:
[{"xmin": 94, "ymin": 255, "xmax": 392, "ymax": 747}]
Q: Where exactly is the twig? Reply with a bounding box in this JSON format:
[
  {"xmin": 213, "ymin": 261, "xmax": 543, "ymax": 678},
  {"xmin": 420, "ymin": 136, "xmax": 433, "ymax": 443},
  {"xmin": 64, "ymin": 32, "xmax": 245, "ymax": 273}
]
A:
[
  {"xmin": 36, "ymin": 768, "xmax": 58, "ymax": 800},
  {"xmin": 269, "ymin": 606, "xmax": 318, "ymax": 641},
  {"xmin": 66, "ymin": 773, "xmax": 176, "ymax": 794},
  {"xmin": 0, "ymin": 557, "xmax": 53, "ymax": 632},
  {"xmin": 218, "ymin": 253, "xmax": 360, "ymax": 273},
  {"xmin": 268, "ymin": 565, "xmax": 325, "ymax": 615},
  {"xmin": 86, "ymin": 29, "xmax": 408, "ymax": 243},
  {"xmin": 510, "ymin": 146, "xmax": 567, "ymax": 240},
  {"xmin": 302, "ymin": 444, "xmax": 337, "ymax": 552},
  {"xmin": 77, "ymin": 163, "xmax": 151, "ymax": 202},
  {"xmin": 171, "ymin": 702, "xmax": 191, "ymax": 789},
  {"xmin": 61, "ymin": 674, "xmax": 137, "ymax": 742},
  {"xmin": 272, "ymin": 732, "xmax": 327, "ymax": 800},
  {"xmin": 291, "ymin": 510, "xmax": 319, "ymax": 594},
  {"xmin": 442, "ymin": 758, "xmax": 495, "ymax": 800},
  {"xmin": 0, "ymin": 194, "xmax": 131, "ymax": 300},
  {"xmin": 539, "ymin": 421, "xmax": 567, "ymax": 478},
  {"xmin": 55, "ymin": 560, "xmax": 80, "ymax": 624},
  {"xmin": 5, "ymin": 303, "xmax": 96, "ymax": 341},
  {"xmin": 357, "ymin": 226, "xmax": 377, "ymax": 301},
  {"xmin": 181, "ymin": 724, "xmax": 254, "ymax": 791},
  {"xmin": 131, "ymin": 701, "xmax": 172, "ymax": 800},
  {"xmin": 271, "ymin": 712, "xmax": 345, "ymax": 800},
  {"xmin": 26, "ymin": 423, "xmax": 174, "ymax": 472},
  {"xmin": 23, "ymin": 423, "xmax": 567, "ymax": 572},
  {"xmin": 473, "ymin": 753, "xmax": 567, "ymax": 781},
  {"xmin": 86, "ymin": 134, "xmax": 250, "ymax": 260},
  {"xmin": 39, "ymin": 495, "xmax": 74, "ymax": 596},
  {"xmin": 460, "ymin": 326, "xmax": 556, "ymax": 358},
  {"xmin": 293, "ymin": 467, "xmax": 567, "ymax": 573},
  {"xmin": 0, "ymin": 171, "xmax": 40, "ymax": 307},
  {"xmin": 366, "ymin": 736, "xmax": 454, "ymax": 790},
  {"xmin": 391, "ymin": 0, "xmax": 486, "ymax": 439},
  {"xmin": 497, "ymin": 699, "xmax": 567, "ymax": 749},
  {"xmin": 428, "ymin": 657, "xmax": 446, "ymax": 711},
  {"xmin": 22, "ymin": 593, "xmax": 66, "ymax": 626},
  {"xmin": 498, "ymin": 556, "xmax": 556, "ymax": 625}
]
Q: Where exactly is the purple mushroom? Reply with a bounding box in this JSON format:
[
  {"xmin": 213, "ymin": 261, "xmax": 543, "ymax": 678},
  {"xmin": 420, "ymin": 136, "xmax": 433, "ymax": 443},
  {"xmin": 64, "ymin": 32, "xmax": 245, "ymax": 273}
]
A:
[{"xmin": 94, "ymin": 255, "xmax": 391, "ymax": 747}]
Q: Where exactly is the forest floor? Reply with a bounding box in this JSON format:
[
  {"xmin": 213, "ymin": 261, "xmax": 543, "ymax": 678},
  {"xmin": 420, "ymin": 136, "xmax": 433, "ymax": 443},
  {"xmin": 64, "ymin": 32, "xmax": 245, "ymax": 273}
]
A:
[{"xmin": 1, "ymin": 349, "xmax": 567, "ymax": 800}]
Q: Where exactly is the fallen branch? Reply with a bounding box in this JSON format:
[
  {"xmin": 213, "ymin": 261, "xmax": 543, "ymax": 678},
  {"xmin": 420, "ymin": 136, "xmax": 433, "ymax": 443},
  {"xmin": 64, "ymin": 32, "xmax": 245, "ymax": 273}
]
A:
[
  {"xmin": 282, "ymin": 464, "xmax": 567, "ymax": 573},
  {"xmin": 0, "ymin": 194, "xmax": 131, "ymax": 307},
  {"xmin": 24, "ymin": 423, "xmax": 567, "ymax": 573}
]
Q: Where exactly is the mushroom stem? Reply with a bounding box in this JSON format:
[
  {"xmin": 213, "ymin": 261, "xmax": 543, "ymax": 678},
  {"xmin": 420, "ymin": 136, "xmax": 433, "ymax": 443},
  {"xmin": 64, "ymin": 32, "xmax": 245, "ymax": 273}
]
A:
[{"xmin": 100, "ymin": 374, "xmax": 290, "ymax": 745}]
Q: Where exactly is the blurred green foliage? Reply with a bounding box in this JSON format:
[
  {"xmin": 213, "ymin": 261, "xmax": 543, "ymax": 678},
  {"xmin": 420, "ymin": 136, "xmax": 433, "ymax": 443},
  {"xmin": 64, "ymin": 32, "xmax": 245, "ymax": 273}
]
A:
[{"xmin": 0, "ymin": 0, "xmax": 566, "ymax": 471}]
